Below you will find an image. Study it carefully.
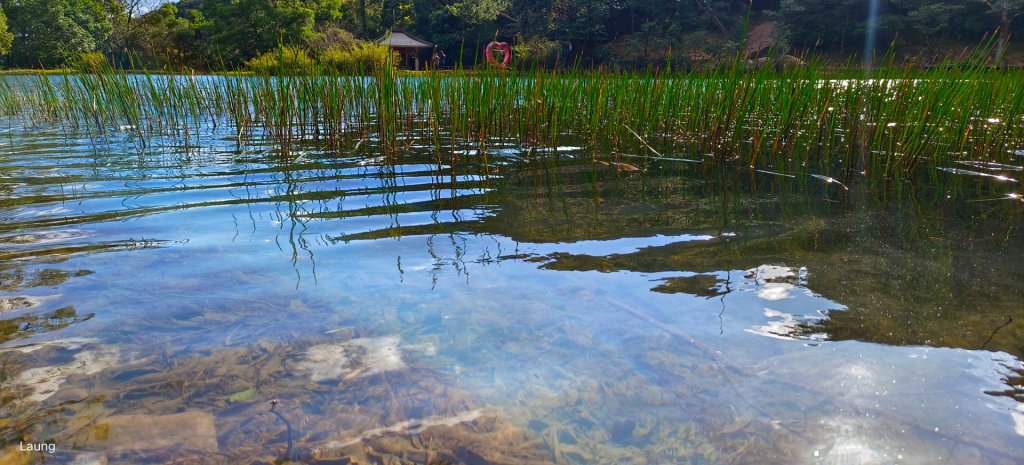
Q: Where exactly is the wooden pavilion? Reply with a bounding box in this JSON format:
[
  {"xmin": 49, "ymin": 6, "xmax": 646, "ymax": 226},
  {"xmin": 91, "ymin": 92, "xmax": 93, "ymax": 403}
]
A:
[{"xmin": 379, "ymin": 30, "xmax": 434, "ymax": 70}]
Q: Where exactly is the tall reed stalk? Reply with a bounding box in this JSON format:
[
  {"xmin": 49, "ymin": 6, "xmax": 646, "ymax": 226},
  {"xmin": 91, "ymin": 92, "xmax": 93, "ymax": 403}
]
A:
[{"xmin": 2, "ymin": 54, "xmax": 1022, "ymax": 182}]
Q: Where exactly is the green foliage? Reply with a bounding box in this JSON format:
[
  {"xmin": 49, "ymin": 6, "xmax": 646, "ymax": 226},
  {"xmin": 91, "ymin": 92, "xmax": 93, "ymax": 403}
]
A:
[
  {"xmin": 307, "ymin": 0, "xmax": 345, "ymax": 23},
  {"xmin": 0, "ymin": 0, "xmax": 1020, "ymax": 70},
  {"xmin": 779, "ymin": 0, "xmax": 875, "ymax": 51},
  {"xmin": 387, "ymin": 0, "xmax": 419, "ymax": 30},
  {"xmin": 0, "ymin": 6, "xmax": 12, "ymax": 56},
  {"xmin": 974, "ymin": 0, "xmax": 1024, "ymax": 64},
  {"xmin": 550, "ymin": 0, "xmax": 609, "ymax": 43},
  {"xmin": 75, "ymin": 51, "xmax": 109, "ymax": 72},
  {"xmin": 128, "ymin": 3, "xmax": 209, "ymax": 69},
  {"xmin": 596, "ymin": 30, "xmax": 726, "ymax": 70},
  {"xmin": 245, "ymin": 46, "xmax": 315, "ymax": 73},
  {"xmin": 447, "ymin": 0, "xmax": 510, "ymax": 24},
  {"xmin": 310, "ymin": 26, "xmax": 358, "ymax": 53},
  {"xmin": 977, "ymin": 0, "xmax": 1024, "ymax": 19},
  {"xmin": 778, "ymin": 0, "xmax": 1019, "ymax": 55},
  {"xmin": 319, "ymin": 43, "xmax": 397, "ymax": 73},
  {"xmin": 205, "ymin": 0, "xmax": 316, "ymax": 67},
  {"xmin": 512, "ymin": 37, "xmax": 558, "ymax": 66},
  {"xmin": 907, "ymin": 2, "xmax": 967, "ymax": 37},
  {"xmin": 2, "ymin": 0, "xmax": 115, "ymax": 68},
  {"xmin": 331, "ymin": 0, "xmax": 416, "ymax": 38}
]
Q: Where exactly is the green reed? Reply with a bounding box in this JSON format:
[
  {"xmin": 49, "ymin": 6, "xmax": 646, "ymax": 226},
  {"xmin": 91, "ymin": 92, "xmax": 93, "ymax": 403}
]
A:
[{"xmin": 1, "ymin": 56, "xmax": 1023, "ymax": 181}]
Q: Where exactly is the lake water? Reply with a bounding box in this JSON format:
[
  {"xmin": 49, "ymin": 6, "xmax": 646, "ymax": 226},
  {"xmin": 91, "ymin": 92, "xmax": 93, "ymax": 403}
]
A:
[{"xmin": 2, "ymin": 78, "xmax": 1024, "ymax": 465}]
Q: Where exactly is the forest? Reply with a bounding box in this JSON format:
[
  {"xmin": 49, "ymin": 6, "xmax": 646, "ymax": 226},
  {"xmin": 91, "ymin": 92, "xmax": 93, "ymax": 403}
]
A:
[{"xmin": 0, "ymin": 0, "xmax": 1019, "ymax": 70}]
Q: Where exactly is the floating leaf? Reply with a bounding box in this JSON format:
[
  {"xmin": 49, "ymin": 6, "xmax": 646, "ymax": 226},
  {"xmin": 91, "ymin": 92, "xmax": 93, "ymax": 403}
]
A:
[{"xmin": 228, "ymin": 387, "xmax": 256, "ymax": 403}]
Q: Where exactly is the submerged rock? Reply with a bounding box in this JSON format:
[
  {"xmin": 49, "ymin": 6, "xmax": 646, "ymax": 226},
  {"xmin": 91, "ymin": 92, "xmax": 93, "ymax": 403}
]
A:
[
  {"xmin": 297, "ymin": 336, "xmax": 407, "ymax": 382},
  {"xmin": 314, "ymin": 409, "xmax": 557, "ymax": 465},
  {"xmin": 83, "ymin": 411, "xmax": 218, "ymax": 452},
  {"xmin": 0, "ymin": 296, "xmax": 33, "ymax": 312},
  {"xmin": 0, "ymin": 446, "xmax": 33, "ymax": 465},
  {"xmin": 0, "ymin": 337, "xmax": 99, "ymax": 354},
  {"xmin": 70, "ymin": 452, "xmax": 107, "ymax": 465},
  {"xmin": 12, "ymin": 346, "xmax": 121, "ymax": 402},
  {"xmin": 321, "ymin": 408, "xmax": 487, "ymax": 449}
]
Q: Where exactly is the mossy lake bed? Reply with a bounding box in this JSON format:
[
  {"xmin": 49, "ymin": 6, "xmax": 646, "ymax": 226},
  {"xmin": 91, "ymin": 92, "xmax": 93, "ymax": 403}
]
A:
[{"xmin": 1, "ymin": 68, "xmax": 1024, "ymax": 464}]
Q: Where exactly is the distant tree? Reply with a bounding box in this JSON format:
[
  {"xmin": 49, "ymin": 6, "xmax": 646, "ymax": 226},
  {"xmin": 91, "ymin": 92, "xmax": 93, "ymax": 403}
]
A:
[
  {"xmin": 898, "ymin": 1, "xmax": 998, "ymax": 49},
  {"xmin": 517, "ymin": 0, "xmax": 559, "ymax": 36},
  {"xmin": 359, "ymin": 0, "xmax": 368, "ymax": 35},
  {"xmin": 905, "ymin": 1, "xmax": 965, "ymax": 42},
  {"xmin": 204, "ymin": 0, "xmax": 315, "ymax": 66},
  {"xmin": 131, "ymin": 3, "xmax": 209, "ymax": 69},
  {"xmin": 447, "ymin": 0, "xmax": 509, "ymax": 25},
  {"xmin": 335, "ymin": 0, "xmax": 415, "ymax": 38},
  {"xmin": 0, "ymin": 6, "xmax": 12, "ymax": 57},
  {"xmin": 310, "ymin": 26, "xmax": 358, "ymax": 53},
  {"xmin": 550, "ymin": 0, "xmax": 609, "ymax": 44},
  {"xmin": 108, "ymin": 0, "xmax": 160, "ymax": 66},
  {"xmin": 308, "ymin": 0, "xmax": 345, "ymax": 24},
  {"xmin": 975, "ymin": 0, "xmax": 1024, "ymax": 65},
  {"xmin": 2, "ymin": 0, "xmax": 115, "ymax": 68},
  {"xmin": 382, "ymin": 0, "xmax": 418, "ymax": 31},
  {"xmin": 784, "ymin": 0, "xmax": 856, "ymax": 48},
  {"xmin": 779, "ymin": 0, "xmax": 907, "ymax": 55}
]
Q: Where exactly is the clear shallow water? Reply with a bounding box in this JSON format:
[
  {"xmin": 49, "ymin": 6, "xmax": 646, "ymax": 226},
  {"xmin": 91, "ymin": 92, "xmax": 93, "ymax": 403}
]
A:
[{"xmin": 1, "ymin": 105, "xmax": 1024, "ymax": 465}]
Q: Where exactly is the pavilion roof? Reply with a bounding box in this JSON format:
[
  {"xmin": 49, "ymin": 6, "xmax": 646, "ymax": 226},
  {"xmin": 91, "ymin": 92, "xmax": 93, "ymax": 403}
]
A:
[{"xmin": 379, "ymin": 31, "xmax": 434, "ymax": 49}]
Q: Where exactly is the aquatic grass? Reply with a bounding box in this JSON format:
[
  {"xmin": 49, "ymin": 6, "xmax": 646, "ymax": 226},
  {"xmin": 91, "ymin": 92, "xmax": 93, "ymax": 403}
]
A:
[{"xmin": 2, "ymin": 55, "xmax": 1024, "ymax": 182}]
